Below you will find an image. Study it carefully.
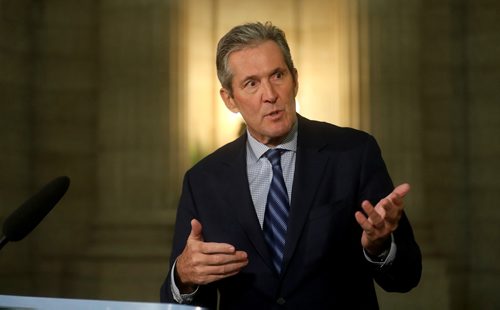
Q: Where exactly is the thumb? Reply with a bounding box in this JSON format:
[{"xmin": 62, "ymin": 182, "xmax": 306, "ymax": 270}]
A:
[
  {"xmin": 393, "ymin": 183, "xmax": 411, "ymax": 198},
  {"xmin": 389, "ymin": 183, "xmax": 411, "ymax": 205},
  {"xmin": 188, "ymin": 218, "xmax": 204, "ymax": 242}
]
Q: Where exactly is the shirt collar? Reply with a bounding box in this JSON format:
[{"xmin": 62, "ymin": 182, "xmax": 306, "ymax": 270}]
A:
[{"xmin": 246, "ymin": 120, "xmax": 298, "ymax": 162}]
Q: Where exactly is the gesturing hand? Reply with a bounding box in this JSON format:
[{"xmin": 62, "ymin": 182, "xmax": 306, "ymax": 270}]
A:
[
  {"xmin": 175, "ymin": 219, "xmax": 249, "ymax": 293},
  {"xmin": 354, "ymin": 183, "xmax": 411, "ymax": 256}
]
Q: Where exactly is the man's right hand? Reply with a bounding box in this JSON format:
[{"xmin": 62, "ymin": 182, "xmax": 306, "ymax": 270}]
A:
[{"xmin": 175, "ymin": 219, "xmax": 249, "ymax": 293}]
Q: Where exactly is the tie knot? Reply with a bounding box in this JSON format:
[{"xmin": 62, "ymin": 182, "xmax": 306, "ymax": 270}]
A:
[{"xmin": 265, "ymin": 148, "xmax": 284, "ymax": 166}]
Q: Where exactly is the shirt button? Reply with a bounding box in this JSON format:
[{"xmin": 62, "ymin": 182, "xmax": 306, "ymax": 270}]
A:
[{"xmin": 276, "ymin": 297, "xmax": 286, "ymax": 305}]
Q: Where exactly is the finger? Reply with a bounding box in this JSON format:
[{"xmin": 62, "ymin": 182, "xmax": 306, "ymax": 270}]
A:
[
  {"xmin": 199, "ymin": 241, "xmax": 239, "ymax": 254},
  {"xmin": 378, "ymin": 199, "xmax": 403, "ymax": 230},
  {"xmin": 382, "ymin": 184, "xmax": 409, "ymax": 219},
  {"xmin": 190, "ymin": 255, "xmax": 249, "ymax": 285},
  {"xmin": 354, "ymin": 210, "xmax": 367, "ymax": 227},
  {"xmin": 362, "ymin": 200, "xmax": 385, "ymax": 228},
  {"xmin": 203, "ymin": 259, "xmax": 249, "ymax": 276},
  {"xmin": 377, "ymin": 197, "xmax": 392, "ymax": 215},
  {"xmin": 201, "ymin": 250, "xmax": 248, "ymax": 265},
  {"xmin": 354, "ymin": 210, "xmax": 374, "ymax": 234},
  {"xmin": 196, "ymin": 266, "xmax": 246, "ymax": 285},
  {"xmin": 373, "ymin": 197, "xmax": 399, "ymax": 225},
  {"xmin": 188, "ymin": 218, "xmax": 204, "ymax": 242},
  {"xmin": 206, "ymin": 251, "xmax": 248, "ymax": 266},
  {"xmin": 203, "ymin": 271, "xmax": 241, "ymax": 284}
]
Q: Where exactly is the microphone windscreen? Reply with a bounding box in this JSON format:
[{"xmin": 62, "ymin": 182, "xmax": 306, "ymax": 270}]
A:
[{"xmin": 2, "ymin": 176, "xmax": 70, "ymax": 241}]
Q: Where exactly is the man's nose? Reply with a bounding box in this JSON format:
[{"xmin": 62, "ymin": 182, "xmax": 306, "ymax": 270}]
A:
[{"xmin": 262, "ymin": 80, "xmax": 278, "ymax": 103}]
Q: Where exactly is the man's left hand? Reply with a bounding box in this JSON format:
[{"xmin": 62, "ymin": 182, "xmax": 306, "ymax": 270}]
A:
[{"xmin": 355, "ymin": 183, "xmax": 411, "ymax": 256}]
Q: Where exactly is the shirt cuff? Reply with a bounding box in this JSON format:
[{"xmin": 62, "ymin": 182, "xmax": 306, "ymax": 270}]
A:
[
  {"xmin": 363, "ymin": 234, "xmax": 397, "ymax": 269},
  {"xmin": 170, "ymin": 259, "xmax": 199, "ymax": 304}
]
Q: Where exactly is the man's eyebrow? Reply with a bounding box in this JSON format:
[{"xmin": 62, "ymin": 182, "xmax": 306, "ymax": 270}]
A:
[
  {"xmin": 271, "ymin": 67, "xmax": 286, "ymax": 75},
  {"xmin": 240, "ymin": 74, "xmax": 259, "ymax": 83},
  {"xmin": 240, "ymin": 67, "xmax": 287, "ymax": 83}
]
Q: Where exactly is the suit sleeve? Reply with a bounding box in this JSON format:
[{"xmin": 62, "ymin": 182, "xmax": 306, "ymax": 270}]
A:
[
  {"xmin": 358, "ymin": 135, "xmax": 422, "ymax": 292},
  {"xmin": 160, "ymin": 171, "xmax": 218, "ymax": 308}
]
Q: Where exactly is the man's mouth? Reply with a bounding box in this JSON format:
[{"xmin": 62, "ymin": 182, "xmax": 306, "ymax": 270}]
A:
[{"xmin": 266, "ymin": 110, "xmax": 283, "ymax": 118}]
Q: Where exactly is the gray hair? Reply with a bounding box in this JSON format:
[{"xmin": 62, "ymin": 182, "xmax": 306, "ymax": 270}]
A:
[{"xmin": 216, "ymin": 22, "xmax": 296, "ymax": 96}]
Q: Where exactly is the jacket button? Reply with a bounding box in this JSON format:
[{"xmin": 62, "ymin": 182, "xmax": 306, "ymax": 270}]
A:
[{"xmin": 276, "ymin": 297, "xmax": 286, "ymax": 305}]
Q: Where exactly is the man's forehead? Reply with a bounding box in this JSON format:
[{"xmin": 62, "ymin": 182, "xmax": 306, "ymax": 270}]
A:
[{"xmin": 228, "ymin": 41, "xmax": 287, "ymax": 77}]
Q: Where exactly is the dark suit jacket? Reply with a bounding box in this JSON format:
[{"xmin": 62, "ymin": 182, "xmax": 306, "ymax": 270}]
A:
[{"xmin": 160, "ymin": 115, "xmax": 421, "ymax": 309}]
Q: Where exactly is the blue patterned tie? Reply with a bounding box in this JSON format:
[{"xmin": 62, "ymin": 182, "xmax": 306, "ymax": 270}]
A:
[{"xmin": 263, "ymin": 148, "xmax": 290, "ymax": 274}]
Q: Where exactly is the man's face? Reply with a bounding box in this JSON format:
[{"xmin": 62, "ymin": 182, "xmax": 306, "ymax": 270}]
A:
[{"xmin": 220, "ymin": 40, "xmax": 298, "ymax": 146}]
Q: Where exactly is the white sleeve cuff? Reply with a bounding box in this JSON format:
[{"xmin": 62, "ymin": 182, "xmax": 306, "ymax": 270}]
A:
[
  {"xmin": 170, "ymin": 259, "xmax": 199, "ymax": 304},
  {"xmin": 363, "ymin": 234, "xmax": 397, "ymax": 269}
]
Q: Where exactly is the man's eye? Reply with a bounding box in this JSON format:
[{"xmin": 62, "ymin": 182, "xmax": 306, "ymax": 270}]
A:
[
  {"xmin": 245, "ymin": 80, "xmax": 258, "ymax": 88},
  {"xmin": 272, "ymin": 71, "xmax": 284, "ymax": 81}
]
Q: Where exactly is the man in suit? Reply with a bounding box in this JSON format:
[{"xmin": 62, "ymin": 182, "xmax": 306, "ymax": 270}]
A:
[{"xmin": 160, "ymin": 22, "xmax": 421, "ymax": 309}]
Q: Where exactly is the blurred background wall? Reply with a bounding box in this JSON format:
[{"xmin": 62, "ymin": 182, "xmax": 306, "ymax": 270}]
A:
[{"xmin": 0, "ymin": 0, "xmax": 498, "ymax": 309}]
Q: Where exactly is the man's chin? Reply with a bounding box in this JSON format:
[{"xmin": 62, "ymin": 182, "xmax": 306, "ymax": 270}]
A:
[{"xmin": 265, "ymin": 128, "xmax": 293, "ymax": 145}]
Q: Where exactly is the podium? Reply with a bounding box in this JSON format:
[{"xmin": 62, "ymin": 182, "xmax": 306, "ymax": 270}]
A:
[{"xmin": 0, "ymin": 295, "xmax": 205, "ymax": 310}]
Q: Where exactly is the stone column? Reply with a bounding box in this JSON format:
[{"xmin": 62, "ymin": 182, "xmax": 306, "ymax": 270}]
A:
[
  {"xmin": 66, "ymin": 0, "xmax": 185, "ymax": 301},
  {"xmin": 0, "ymin": 0, "xmax": 36, "ymax": 295},
  {"xmin": 447, "ymin": 0, "xmax": 500, "ymax": 308},
  {"xmin": 364, "ymin": 0, "xmax": 449, "ymax": 308},
  {"xmin": 21, "ymin": 0, "xmax": 99, "ymax": 298}
]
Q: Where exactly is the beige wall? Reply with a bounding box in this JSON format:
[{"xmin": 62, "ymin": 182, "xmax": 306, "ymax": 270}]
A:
[{"xmin": 0, "ymin": 0, "xmax": 499, "ymax": 308}]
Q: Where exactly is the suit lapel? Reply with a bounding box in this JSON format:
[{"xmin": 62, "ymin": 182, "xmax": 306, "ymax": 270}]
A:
[
  {"xmin": 221, "ymin": 135, "xmax": 274, "ymax": 272},
  {"xmin": 281, "ymin": 116, "xmax": 330, "ymax": 275}
]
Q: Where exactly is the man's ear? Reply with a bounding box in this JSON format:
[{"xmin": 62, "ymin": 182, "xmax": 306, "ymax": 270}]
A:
[{"xmin": 220, "ymin": 88, "xmax": 239, "ymax": 113}]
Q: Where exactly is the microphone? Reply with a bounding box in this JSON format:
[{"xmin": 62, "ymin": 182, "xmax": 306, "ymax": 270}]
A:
[{"xmin": 0, "ymin": 176, "xmax": 70, "ymax": 251}]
